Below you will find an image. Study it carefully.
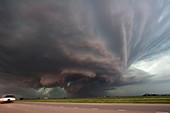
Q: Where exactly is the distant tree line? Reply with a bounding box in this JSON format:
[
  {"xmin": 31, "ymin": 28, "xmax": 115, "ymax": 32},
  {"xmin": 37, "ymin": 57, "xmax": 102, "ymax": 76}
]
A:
[{"xmin": 143, "ymin": 93, "xmax": 170, "ymax": 96}]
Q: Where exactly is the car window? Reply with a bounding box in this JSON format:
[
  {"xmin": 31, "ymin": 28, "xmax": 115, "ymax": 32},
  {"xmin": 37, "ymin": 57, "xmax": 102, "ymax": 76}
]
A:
[{"xmin": 3, "ymin": 95, "xmax": 15, "ymax": 98}]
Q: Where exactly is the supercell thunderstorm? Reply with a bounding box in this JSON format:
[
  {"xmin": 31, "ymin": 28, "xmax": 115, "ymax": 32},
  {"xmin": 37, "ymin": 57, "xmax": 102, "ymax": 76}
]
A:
[{"xmin": 0, "ymin": 0, "xmax": 170, "ymax": 97}]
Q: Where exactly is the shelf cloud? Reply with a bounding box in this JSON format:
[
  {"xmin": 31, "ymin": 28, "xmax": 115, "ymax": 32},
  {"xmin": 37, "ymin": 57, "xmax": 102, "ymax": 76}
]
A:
[{"xmin": 0, "ymin": 0, "xmax": 170, "ymax": 97}]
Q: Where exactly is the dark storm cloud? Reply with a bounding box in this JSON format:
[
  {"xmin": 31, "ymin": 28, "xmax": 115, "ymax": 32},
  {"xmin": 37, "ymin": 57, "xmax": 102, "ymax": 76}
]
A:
[{"xmin": 0, "ymin": 0, "xmax": 170, "ymax": 96}]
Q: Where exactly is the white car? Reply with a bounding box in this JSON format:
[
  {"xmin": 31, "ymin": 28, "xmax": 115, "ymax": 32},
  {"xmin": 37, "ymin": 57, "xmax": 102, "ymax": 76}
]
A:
[{"xmin": 0, "ymin": 94, "xmax": 16, "ymax": 103}]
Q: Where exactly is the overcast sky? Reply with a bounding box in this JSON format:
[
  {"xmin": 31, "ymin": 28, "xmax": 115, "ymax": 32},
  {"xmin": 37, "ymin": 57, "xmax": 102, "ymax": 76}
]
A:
[{"xmin": 0, "ymin": 0, "xmax": 170, "ymax": 97}]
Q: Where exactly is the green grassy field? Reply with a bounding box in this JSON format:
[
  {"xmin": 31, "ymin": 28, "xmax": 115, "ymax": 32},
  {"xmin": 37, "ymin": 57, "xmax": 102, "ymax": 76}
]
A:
[{"xmin": 17, "ymin": 96, "xmax": 170, "ymax": 104}]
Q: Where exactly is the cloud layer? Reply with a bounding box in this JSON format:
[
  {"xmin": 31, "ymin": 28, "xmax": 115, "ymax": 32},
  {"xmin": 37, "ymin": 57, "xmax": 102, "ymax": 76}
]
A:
[{"xmin": 0, "ymin": 0, "xmax": 170, "ymax": 97}]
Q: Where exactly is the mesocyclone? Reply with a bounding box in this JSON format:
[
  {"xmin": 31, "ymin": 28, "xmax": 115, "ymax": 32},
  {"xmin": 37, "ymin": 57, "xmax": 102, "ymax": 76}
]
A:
[{"xmin": 0, "ymin": 0, "xmax": 170, "ymax": 96}]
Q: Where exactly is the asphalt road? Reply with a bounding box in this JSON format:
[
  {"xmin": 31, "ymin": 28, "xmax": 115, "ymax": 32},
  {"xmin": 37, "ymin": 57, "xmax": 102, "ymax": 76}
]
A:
[{"xmin": 0, "ymin": 102, "xmax": 170, "ymax": 113}]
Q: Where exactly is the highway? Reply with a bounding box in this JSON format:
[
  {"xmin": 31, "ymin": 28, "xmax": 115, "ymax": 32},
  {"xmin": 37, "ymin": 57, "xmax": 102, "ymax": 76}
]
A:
[{"xmin": 0, "ymin": 102, "xmax": 170, "ymax": 113}]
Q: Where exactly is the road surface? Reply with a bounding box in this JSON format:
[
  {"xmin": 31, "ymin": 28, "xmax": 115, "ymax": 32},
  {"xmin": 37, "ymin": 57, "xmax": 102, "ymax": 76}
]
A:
[{"xmin": 0, "ymin": 102, "xmax": 170, "ymax": 113}]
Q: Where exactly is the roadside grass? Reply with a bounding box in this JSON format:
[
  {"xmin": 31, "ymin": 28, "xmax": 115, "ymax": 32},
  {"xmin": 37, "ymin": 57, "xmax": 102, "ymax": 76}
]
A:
[{"xmin": 17, "ymin": 96, "xmax": 170, "ymax": 104}]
